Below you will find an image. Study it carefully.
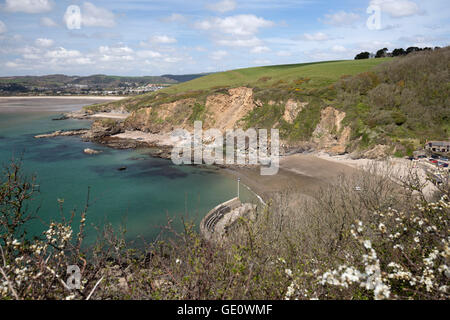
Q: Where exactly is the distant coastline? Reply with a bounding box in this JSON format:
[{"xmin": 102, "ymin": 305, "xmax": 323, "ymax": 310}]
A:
[
  {"xmin": 0, "ymin": 96, "xmax": 126, "ymax": 100},
  {"xmin": 0, "ymin": 96, "xmax": 124, "ymax": 113}
]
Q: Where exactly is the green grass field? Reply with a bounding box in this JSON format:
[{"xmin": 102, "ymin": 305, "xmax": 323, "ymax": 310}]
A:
[
  {"xmin": 160, "ymin": 58, "xmax": 391, "ymax": 95},
  {"xmin": 86, "ymin": 58, "xmax": 391, "ymax": 112}
]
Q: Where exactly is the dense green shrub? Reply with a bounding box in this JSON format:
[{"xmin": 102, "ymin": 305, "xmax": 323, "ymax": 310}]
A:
[{"xmin": 336, "ymin": 47, "xmax": 450, "ymax": 152}]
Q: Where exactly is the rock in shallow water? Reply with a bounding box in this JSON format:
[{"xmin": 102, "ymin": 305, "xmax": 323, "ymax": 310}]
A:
[
  {"xmin": 84, "ymin": 148, "xmax": 102, "ymax": 155},
  {"xmin": 34, "ymin": 129, "xmax": 89, "ymax": 139},
  {"xmin": 52, "ymin": 114, "xmax": 69, "ymax": 121}
]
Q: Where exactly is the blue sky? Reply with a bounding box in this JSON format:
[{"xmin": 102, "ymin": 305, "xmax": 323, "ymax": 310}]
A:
[{"xmin": 0, "ymin": 0, "xmax": 449, "ymax": 76}]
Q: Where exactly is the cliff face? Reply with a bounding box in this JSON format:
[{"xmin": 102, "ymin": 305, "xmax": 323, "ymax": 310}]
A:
[
  {"xmin": 123, "ymin": 87, "xmax": 258, "ymax": 132},
  {"xmin": 87, "ymin": 86, "xmax": 353, "ymax": 155},
  {"xmin": 204, "ymin": 87, "xmax": 256, "ymax": 130},
  {"xmin": 124, "ymin": 98, "xmax": 196, "ymax": 133},
  {"xmin": 282, "ymin": 99, "xmax": 307, "ymax": 124},
  {"xmin": 312, "ymin": 107, "xmax": 351, "ymax": 155}
]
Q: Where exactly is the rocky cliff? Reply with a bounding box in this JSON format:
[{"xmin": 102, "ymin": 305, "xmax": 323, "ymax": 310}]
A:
[
  {"xmin": 204, "ymin": 87, "xmax": 256, "ymax": 130},
  {"xmin": 312, "ymin": 107, "xmax": 351, "ymax": 155},
  {"xmin": 79, "ymin": 86, "xmax": 356, "ymax": 156}
]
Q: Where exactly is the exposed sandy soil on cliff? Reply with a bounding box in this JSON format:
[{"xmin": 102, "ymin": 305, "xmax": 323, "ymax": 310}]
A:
[{"xmin": 90, "ymin": 113, "xmax": 129, "ymax": 119}]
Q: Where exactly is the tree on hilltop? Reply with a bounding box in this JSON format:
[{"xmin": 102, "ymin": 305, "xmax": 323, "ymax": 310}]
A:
[{"xmin": 355, "ymin": 52, "xmax": 370, "ymax": 60}]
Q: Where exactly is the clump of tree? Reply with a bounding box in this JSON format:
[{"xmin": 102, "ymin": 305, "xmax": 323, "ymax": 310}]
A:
[
  {"xmin": 355, "ymin": 52, "xmax": 371, "ymax": 60},
  {"xmin": 355, "ymin": 46, "xmax": 440, "ymax": 60},
  {"xmin": 375, "ymin": 48, "xmax": 388, "ymax": 58}
]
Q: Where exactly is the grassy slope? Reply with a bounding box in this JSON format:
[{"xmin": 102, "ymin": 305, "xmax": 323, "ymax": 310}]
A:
[
  {"xmin": 89, "ymin": 58, "xmax": 388, "ymax": 113},
  {"xmin": 161, "ymin": 59, "xmax": 390, "ymax": 94}
]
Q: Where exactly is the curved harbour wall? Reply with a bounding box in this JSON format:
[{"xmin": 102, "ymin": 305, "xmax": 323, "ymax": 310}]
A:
[{"xmin": 200, "ymin": 197, "xmax": 257, "ymax": 242}]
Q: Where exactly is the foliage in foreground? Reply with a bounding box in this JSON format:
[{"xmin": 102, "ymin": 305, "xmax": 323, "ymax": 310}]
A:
[{"xmin": 0, "ymin": 160, "xmax": 448, "ymax": 300}]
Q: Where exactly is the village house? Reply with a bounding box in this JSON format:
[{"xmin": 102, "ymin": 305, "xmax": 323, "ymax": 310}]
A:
[{"xmin": 425, "ymin": 141, "xmax": 450, "ymax": 153}]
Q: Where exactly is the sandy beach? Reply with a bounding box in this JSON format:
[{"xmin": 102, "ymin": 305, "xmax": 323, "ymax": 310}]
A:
[
  {"xmin": 223, "ymin": 153, "xmax": 359, "ymax": 201},
  {"xmin": 223, "ymin": 152, "xmax": 439, "ymax": 202},
  {"xmin": 0, "ymin": 96, "xmax": 123, "ymax": 113}
]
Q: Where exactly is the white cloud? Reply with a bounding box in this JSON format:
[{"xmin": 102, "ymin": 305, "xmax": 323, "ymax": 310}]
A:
[
  {"xmin": 164, "ymin": 57, "xmax": 182, "ymax": 63},
  {"xmin": 253, "ymin": 59, "xmax": 271, "ymax": 65},
  {"xmin": 302, "ymin": 32, "xmax": 331, "ymax": 41},
  {"xmin": 195, "ymin": 14, "xmax": 273, "ymax": 52},
  {"xmin": 0, "ymin": 21, "xmax": 6, "ymax": 34},
  {"xmin": 304, "ymin": 49, "xmax": 349, "ymax": 61},
  {"xmin": 322, "ymin": 11, "xmax": 360, "ymax": 27},
  {"xmin": 331, "ymin": 45, "xmax": 347, "ymax": 53},
  {"xmin": 196, "ymin": 14, "xmax": 273, "ymax": 37},
  {"xmin": 211, "ymin": 50, "xmax": 228, "ymax": 60},
  {"xmin": 4, "ymin": 0, "xmax": 53, "ymax": 14},
  {"xmin": 17, "ymin": 46, "xmax": 43, "ymax": 60},
  {"xmin": 3, "ymin": 43, "xmax": 193, "ymax": 74},
  {"xmin": 45, "ymin": 47, "xmax": 81, "ymax": 59},
  {"xmin": 72, "ymin": 57, "xmax": 93, "ymax": 65},
  {"xmin": 99, "ymin": 55, "xmax": 133, "ymax": 62},
  {"xmin": 163, "ymin": 13, "xmax": 185, "ymax": 23},
  {"xmin": 99, "ymin": 45, "xmax": 133, "ymax": 55},
  {"xmin": 207, "ymin": 0, "xmax": 237, "ymax": 13},
  {"xmin": 5, "ymin": 61, "xmax": 23, "ymax": 68},
  {"xmin": 35, "ymin": 38, "xmax": 54, "ymax": 47},
  {"xmin": 18, "ymin": 46, "xmax": 40, "ymax": 56},
  {"xmin": 217, "ymin": 36, "xmax": 263, "ymax": 47},
  {"xmin": 398, "ymin": 34, "xmax": 438, "ymax": 47},
  {"xmin": 251, "ymin": 46, "xmax": 270, "ymax": 53},
  {"xmin": 149, "ymin": 35, "xmax": 177, "ymax": 44},
  {"xmin": 40, "ymin": 17, "xmax": 58, "ymax": 27},
  {"xmin": 379, "ymin": 24, "xmax": 401, "ymax": 31},
  {"xmin": 370, "ymin": 0, "xmax": 420, "ymax": 18},
  {"xmin": 136, "ymin": 50, "xmax": 162, "ymax": 58},
  {"xmin": 12, "ymin": 34, "xmax": 23, "ymax": 41},
  {"xmin": 357, "ymin": 41, "xmax": 392, "ymax": 52},
  {"xmin": 23, "ymin": 53, "xmax": 40, "ymax": 60},
  {"xmin": 97, "ymin": 45, "xmax": 134, "ymax": 62},
  {"xmin": 19, "ymin": 46, "xmax": 95, "ymax": 68},
  {"xmin": 276, "ymin": 50, "xmax": 292, "ymax": 57},
  {"xmin": 67, "ymin": 2, "xmax": 115, "ymax": 28}
]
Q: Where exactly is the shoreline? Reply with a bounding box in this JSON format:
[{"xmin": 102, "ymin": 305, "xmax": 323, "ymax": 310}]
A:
[
  {"xmin": 36, "ymin": 125, "xmax": 439, "ymax": 202},
  {"xmin": 220, "ymin": 153, "xmax": 359, "ymax": 203},
  {"xmin": 0, "ymin": 96, "xmax": 126, "ymax": 114}
]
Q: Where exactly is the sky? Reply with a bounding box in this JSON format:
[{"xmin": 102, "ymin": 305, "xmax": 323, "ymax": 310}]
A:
[{"xmin": 0, "ymin": 0, "xmax": 449, "ymax": 76}]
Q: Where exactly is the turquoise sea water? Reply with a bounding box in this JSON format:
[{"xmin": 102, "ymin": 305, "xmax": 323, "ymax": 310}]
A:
[{"xmin": 0, "ymin": 98, "xmax": 254, "ymax": 244}]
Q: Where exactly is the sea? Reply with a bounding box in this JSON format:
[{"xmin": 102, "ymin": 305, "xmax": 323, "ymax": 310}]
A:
[{"xmin": 0, "ymin": 97, "xmax": 255, "ymax": 245}]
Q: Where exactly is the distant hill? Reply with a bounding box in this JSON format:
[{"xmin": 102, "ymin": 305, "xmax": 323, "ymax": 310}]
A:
[
  {"xmin": 161, "ymin": 73, "xmax": 213, "ymax": 83},
  {"xmin": 0, "ymin": 73, "xmax": 209, "ymax": 91}
]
